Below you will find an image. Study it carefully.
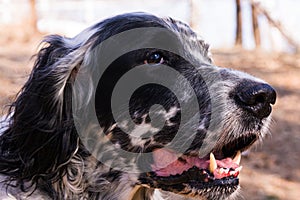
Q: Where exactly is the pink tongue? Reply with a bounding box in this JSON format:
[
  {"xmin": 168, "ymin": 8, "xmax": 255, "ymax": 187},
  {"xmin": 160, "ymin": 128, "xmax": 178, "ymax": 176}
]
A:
[{"xmin": 151, "ymin": 149, "xmax": 239, "ymax": 177}]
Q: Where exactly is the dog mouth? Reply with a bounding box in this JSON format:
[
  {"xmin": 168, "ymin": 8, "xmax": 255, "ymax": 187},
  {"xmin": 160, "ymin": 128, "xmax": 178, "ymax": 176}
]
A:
[{"xmin": 139, "ymin": 133, "xmax": 258, "ymax": 196}]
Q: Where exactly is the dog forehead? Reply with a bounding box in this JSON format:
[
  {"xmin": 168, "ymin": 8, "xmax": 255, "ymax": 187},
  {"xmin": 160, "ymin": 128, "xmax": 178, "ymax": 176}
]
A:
[
  {"xmin": 74, "ymin": 12, "xmax": 212, "ymax": 65},
  {"xmin": 162, "ymin": 17, "xmax": 213, "ymax": 64}
]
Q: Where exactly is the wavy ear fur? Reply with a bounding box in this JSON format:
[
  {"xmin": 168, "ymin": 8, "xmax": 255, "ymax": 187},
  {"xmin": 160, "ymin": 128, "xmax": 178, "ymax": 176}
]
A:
[{"xmin": 0, "ymin": 35, "xmax": 86, "ymax": 190}]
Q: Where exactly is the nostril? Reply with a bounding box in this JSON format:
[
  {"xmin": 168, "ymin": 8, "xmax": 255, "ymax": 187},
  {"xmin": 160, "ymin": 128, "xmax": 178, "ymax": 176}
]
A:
[
  {"xmin": 255, "ymin": 94, "xmax": 266, "ymax": 104},
  {"xmin": 234, "ymin": 82, "xmax": 276, "ymax": 119}
]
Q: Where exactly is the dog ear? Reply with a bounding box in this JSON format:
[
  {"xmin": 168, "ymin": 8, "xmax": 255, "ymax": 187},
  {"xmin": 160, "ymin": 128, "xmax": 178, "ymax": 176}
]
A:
[{"xmin": 0, "ymin": 35, "xmax": 86, "ymax": 188}]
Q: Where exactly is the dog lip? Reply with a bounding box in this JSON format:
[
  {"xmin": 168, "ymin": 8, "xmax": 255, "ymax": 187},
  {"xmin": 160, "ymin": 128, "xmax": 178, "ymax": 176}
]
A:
[
  {"xmin": 139, "ymin": 133, "xmax": 258, "ymax": 193},
  {"xmin": 151, "ymin": 152, "xmax": 241, "ymax": 178},
  {"xmin": 140, "ymin": 166, "xmax": 240, "ymax": 190},
  {"xmin": 139, "ymin": 132, "xmax": 259, "ymax": 197},
  {"xmin": 219, "ymin": 133, "xmax": 258, "ymax": 158},
  {"xmin": 150, "ymin": 133, "xmax": 257, "ymax": 178}
]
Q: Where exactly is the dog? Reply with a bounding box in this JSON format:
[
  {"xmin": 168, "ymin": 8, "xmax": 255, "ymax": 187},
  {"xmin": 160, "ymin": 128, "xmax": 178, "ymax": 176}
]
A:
[{"xmin": 0, "ymin": 12, "xmax": 276, "ymax": 200}]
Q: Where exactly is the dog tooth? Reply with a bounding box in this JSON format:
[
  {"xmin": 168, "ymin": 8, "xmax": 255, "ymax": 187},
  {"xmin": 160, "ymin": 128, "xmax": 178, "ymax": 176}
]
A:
[
  {"xmin": 233, "ymin": 151, "xmax": 241, "ymax": 165},
  {"xmin": 236, "ymin": 166, "xmax": 243, "ymax": 172},
  {"xmin": 220, "ymin": 168, "xmax": 229, "ymax": 174},
  {"xmin": 209, "ymin": 153, "xmax": 217, "ymax": 173},
  {"xmin": 230, "ymin": 166, "xmax": 243, "ymax": 176},
  {"xmin": 219, "ymin": 168, "xmax": 224, "ymax": 173}
]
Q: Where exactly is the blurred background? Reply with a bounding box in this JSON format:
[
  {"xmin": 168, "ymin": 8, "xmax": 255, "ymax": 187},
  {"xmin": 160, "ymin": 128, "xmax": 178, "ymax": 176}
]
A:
[{"xmin": 0, "ymin": 0, "xmax": 299, "ymax": 199}]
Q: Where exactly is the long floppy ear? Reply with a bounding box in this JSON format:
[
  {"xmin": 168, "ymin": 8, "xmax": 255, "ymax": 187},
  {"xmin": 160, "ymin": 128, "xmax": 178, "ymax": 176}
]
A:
[{"xmin": 0, "ymin": 35, "xmax": 86, "ymax": 189}]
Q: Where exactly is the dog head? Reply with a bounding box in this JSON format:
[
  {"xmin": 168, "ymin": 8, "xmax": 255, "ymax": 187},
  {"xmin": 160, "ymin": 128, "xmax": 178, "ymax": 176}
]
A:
[{"xmin": 0, "ymin": 13, "xmax": 276, "ymax": 199}]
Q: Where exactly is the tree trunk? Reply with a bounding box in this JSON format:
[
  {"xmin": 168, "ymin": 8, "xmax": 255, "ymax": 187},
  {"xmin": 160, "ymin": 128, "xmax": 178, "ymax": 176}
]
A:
[
  {"xmin": 235, "ymin": 0, "xmax": 242, "ymax": 46},
  {"xmin": 254, "ymin": 1, "xmax": 298, "ymax": 52},
  {"xmin": 29, "ymin": 0, "xmax": 38, "ymax": 33},
  {"xmin": 251, "ymin": 2, "xmax": 261, "ymax": 48}
]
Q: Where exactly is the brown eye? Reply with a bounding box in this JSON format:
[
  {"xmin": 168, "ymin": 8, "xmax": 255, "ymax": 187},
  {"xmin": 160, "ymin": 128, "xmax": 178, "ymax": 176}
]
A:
[{"xmin": 144, "ymin": 52, "xmax": 164, "ymax": 65}]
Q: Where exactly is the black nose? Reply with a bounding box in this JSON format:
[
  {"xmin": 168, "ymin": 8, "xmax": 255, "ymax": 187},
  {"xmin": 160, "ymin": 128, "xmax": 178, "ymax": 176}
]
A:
[{"xmin": 234, "ymin": 82, "xmax": 276, "ymax": 119}]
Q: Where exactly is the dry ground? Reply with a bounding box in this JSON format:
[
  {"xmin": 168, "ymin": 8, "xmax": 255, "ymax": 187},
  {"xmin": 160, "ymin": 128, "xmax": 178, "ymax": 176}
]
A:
[{"xmin": 0, "ymin": 32, "xmax": 299, "ymax": 200}]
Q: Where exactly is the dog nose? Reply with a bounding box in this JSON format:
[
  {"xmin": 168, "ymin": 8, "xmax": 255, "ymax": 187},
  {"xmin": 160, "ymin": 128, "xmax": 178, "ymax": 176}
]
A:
[{"xmin": 234, "ymin": 82, "xmax": 276, "ymax": 119}]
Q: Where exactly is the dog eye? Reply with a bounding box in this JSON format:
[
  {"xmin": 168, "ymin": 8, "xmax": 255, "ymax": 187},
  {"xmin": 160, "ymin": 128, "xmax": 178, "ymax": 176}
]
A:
[{"xmin": 144, "ymin": 52, "xmax": 164, "ymax": 65}]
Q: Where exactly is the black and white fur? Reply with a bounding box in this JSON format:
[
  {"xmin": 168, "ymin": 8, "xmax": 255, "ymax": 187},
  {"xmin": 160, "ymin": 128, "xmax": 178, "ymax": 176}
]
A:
[{"xmin": 0, "ymin": 13, "xmax": 276, "ymax": 200}]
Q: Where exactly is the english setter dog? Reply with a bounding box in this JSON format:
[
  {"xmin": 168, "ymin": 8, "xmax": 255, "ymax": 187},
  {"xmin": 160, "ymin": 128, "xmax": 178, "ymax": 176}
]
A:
[{"xmin": 0, "ymin": 13, "xmax": 276, "ymax": 200}]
